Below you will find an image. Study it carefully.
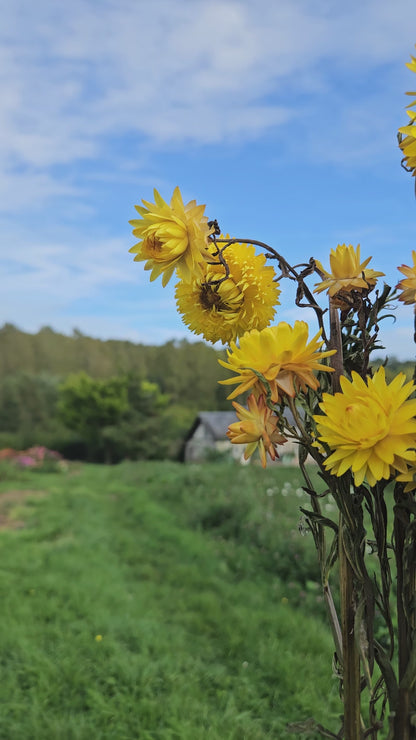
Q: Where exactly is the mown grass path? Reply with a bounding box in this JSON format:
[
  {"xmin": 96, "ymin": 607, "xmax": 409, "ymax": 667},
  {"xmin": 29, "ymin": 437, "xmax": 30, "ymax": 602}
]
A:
[{"xmin": 0, "ymin": 461, "xmax": 341, "ymax": 739}]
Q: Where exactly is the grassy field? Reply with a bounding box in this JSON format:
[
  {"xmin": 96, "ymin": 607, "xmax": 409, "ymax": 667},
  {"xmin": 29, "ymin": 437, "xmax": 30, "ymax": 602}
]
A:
[{"xmin": 0, "ymin": 460, "xmax": 342, "ymax": 739}]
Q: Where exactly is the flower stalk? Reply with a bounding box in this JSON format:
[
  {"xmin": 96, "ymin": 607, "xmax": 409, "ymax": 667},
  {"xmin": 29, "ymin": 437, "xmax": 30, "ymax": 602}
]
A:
[
  {"xmin": 329, "ymin": 298, "xmax": 363, "ymax": 739},
  {"xmin": 392, "ymin": 485, "xmax": 416, "ymax": 739},
  {"xmin": 339, "ymin": 520, "xmax": 363, "ymax": 740}
]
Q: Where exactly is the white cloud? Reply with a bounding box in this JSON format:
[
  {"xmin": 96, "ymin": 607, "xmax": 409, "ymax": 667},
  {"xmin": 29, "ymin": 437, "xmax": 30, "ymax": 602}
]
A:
[
  {"xmin": 1, "ymin": 0, "xmax": 415, "ymax": 184},
  {"xmin": 0, "ymin": 234, "xmax": 136, "ymax": 318},
  {"xmin": 1, "ymin": 0, "xmax": 415, "ymax": 355},
  {"xmin": 0, "ymin": 220, "xmax": 190, "ymax": 343}
]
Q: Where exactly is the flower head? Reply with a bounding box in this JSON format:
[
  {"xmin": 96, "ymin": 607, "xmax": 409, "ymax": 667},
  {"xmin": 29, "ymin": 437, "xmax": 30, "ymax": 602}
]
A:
[
  {"xmin": 396, "ymin": 251, "xmax": 416, "ymax": 305},
  {"xmin": 314, "ymin": 367, "xmax": 416, "ymax": 487},
  {"xmin": 129, "ymin": 187, "xmax": 212, "ymax": 286},
  {"xmin": 398, "ymin": 46, "xmax": 416, "ymax": 176},
  {"xmin": 175, "ymin": 239, "xmax": 280, "ymax": 344},
  {"xmin": 314, "ymin": 244, "xmax": 384, "ymax": 308},
  {"xmin": 227, "ymin": 393, "xmax": 287, "ymax": 467},
  {"xmin": 219, "ymin": 321, "xmax": 335, "ymax": 402}
]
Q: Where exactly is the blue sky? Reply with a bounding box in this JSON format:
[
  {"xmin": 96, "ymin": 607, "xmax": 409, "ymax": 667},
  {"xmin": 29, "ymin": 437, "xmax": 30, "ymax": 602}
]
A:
[{"xmin": 1, "ymin": 0, "xmax": 416, "ymax": 359}]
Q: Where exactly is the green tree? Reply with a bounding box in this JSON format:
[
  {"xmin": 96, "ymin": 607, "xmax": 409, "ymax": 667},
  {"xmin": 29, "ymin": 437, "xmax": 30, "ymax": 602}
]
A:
[
  {"xmin": 0, "ymin": 372, "xmax": 61, "ymax": 446},
  {"xmin": 57, "ymin": 372, "xmax": 128, "ymax": 462},
  {"xmin": 102, "ymin": 374, "xmax": 172, "ymax": 461}
]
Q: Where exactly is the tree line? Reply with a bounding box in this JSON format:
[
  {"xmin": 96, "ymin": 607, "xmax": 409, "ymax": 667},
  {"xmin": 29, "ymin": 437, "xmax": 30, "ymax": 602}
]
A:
[
  {"xmin": 0, "ymin": 324, "xmax": 413, "ymax": 463},
  {"xmin": 0, "ymin": 324, "xmax": 231, "ymax": 462}
]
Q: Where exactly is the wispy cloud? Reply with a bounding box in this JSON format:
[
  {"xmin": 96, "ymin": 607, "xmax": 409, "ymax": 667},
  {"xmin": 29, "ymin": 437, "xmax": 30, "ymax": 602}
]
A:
[
  {"xmin": 1, "ymin": 0, "xmax": 415, "ymax": 353},
  {"xmin": 1, "ymin": 0, "xmax": 415, "ymax": 187},
  {"xmin": 0, "ymin": 233, "xmax": 135, "ymax": 321}
]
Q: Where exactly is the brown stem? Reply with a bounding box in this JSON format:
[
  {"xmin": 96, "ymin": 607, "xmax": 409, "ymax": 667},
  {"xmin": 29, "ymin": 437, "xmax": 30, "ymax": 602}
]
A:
[
  {"xmin": 329, "ymin": 299, "xmax": 362, "ymax": 738},
  {"xmin": 212, "ymin": 236, "xmax": 296, "ymax": 276},
  {"xmin": 393, "ymin": 488, "xmax": 414, "ymax": 740},
  {"xmin": 324, "ymin": 582, "xmax": 343, "ymax": 663},
  {"xmin": 339, "ymin": 520, "xmax": 363, "ymax": 739},
  {"xmin": 394, "ymin": 497, "xmax": 411, "ymax": 680},
  {"xmin": 210, "ymin": 236, "xmax": 329, "ymax": 341},
  {"xmin": 413, "ymin": 307, "xmax": 416, "ymax": 346},
  {"xmin": 329, "ymin": 302, "xmax": 343, "ymax": 391},
  {"xmin": 393, "ymin": 691, "xmax": 411, "ymax": 740}
]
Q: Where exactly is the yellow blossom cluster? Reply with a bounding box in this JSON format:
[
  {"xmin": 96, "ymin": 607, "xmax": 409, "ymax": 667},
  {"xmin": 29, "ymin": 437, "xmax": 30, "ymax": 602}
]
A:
[
  {"xmin": 218, "ymin": 320, "xmax": 335, "ymax": 465},
  {"xmin": 128, "ymin": 183, "xmax": 416, "ymax": 482},
  {"xmin": 175, "ymin": 239, "xmax": 280, "ymax": 345}
]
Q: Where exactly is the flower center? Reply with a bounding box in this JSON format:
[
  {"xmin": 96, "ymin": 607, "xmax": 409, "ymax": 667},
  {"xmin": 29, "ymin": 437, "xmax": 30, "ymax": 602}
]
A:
[
  {"xmin": 145, "ymin": 233, "xmax": 164, "ymax": 254},
  {"xmin": 345, "ymin": 402, "xmax": 389, "ymax": 446},
  {"xmin": 199, "ymin": 282, "xmax": 235, "ymax": 312}
]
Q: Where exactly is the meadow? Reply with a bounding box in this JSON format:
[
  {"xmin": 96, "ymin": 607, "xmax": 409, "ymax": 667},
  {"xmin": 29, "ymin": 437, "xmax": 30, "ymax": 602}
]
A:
[{"xmin": 0, "ymin": 460, "xmax": 343, "ymax": 739}]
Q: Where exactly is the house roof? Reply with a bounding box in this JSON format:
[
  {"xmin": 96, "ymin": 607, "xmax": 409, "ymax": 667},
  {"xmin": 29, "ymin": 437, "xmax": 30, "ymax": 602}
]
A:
[
  {"xmin": 186, "ymin": 411, "xmax": 237, "ymax": 442},
  {"xmin": 185, "ymin": 407, "xmax": 298, "ymax": 443}
]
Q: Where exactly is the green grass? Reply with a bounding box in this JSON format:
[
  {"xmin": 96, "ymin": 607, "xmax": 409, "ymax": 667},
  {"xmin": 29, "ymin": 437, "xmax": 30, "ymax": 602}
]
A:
[{"xmin": 0, "ymin": 461, "xmax": 342, "ymax": 739}]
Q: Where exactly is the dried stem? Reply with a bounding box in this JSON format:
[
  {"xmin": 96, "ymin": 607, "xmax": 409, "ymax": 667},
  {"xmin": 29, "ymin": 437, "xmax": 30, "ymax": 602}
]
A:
[
  {"xmin": 393, "ymin": 486, "xmax": 416, "ymax": 739},
  {"xmin": 339, "ymin": 521, "xmax": 363, "ymax": 740},
  {"xmin": 211, "ymin": 236, "xmax": 329, "ymax": 342},
  {"xmin": 328, "ymin": 300, "xmax": 363, "ymax": 738},
  {"xmin": 328, "ymin": 302, "xmax": 343, "ymax": 392}
]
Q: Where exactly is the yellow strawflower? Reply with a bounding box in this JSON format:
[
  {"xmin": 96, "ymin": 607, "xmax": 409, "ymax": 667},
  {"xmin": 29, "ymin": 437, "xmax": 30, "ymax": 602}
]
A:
[
  {"xmin": 175, "ymin": 240, "xmax": 280, "ymax": 344},
  {"xmin": 129, "ymin": 187, "xmax": 213, "ymax": 286},
  {"xmin": 227, "ymin": 393, "xmax": 287, "ymax": 467},
  {"xmin": 314, "ymin": 367, "xmax": 416, "ymax": 487},
  {"xmin": 219, "ymin": 321, "xmax": 335, "ymax": 402},
  {"xmin": 314, "ymin": 244, "xmax": 384, "ymax": 308},
  {"xmin": 398, "ymin": 45, "xmax": 416, "ymax": 176},
  {"xmin": 396, "ymin": 251, "xmax": 416, "ymax": 305}
]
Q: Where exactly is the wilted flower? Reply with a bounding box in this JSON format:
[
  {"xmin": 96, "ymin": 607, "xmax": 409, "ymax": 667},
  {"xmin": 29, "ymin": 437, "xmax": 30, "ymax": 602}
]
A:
[
  {"xmin": 219, "ymin": 321, "xmax": 335, "ymax": 402},
  {"xmin": 227, "ymin": 393, "xmax": 287, "ymax": 467},
  {"xmin": 314, "ymin": 244, "xmax": 384, "ymax": 308},
  {"xmin": 175, "ymin": 240, "xmax": 280, "ymax": 344},
  {"xmin": 396, "ymin": 251, "xmax": 416, "ymax": 305},
  {"xmin": 314, "ymin": 367, "xmax": 416, "ymax": 487},
  {"xmin": 129, "ymin": 187, "xmax": 213, "ymax": 286}
]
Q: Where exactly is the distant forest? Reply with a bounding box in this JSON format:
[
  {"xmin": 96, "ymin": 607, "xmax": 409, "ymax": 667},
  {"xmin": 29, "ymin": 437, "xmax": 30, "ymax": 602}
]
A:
[
  {"xmin": 0, "ymin": 323, "xmax": 230, "ymax": 403},
  {"xmin": 0, "ymin": 323, "xmax": 414, "ymax": 463},
  {"xmin": 0, "ymin": 324, "xmax": 230, "ymax": 462}
]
